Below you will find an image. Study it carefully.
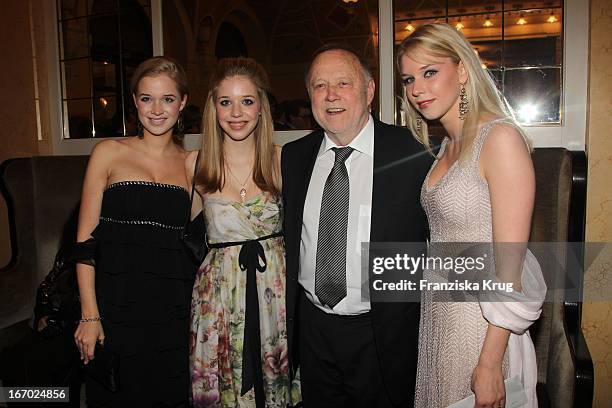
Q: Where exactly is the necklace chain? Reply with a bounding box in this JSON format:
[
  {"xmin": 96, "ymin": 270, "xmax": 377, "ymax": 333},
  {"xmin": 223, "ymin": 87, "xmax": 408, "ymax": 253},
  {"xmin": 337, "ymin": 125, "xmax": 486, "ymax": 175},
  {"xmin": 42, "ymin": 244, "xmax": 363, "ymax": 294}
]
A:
[{"xmin": 226, "ymin": 165, "xmax": 252, "ymax": 202}]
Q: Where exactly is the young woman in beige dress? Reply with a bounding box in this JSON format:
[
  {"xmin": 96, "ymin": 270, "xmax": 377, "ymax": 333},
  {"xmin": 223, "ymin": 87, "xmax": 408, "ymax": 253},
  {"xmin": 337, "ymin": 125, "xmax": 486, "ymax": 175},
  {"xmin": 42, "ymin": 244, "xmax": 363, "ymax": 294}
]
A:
[{"xmin": 397, "ymin": 23, "xmax": 546, "ymax": 408}]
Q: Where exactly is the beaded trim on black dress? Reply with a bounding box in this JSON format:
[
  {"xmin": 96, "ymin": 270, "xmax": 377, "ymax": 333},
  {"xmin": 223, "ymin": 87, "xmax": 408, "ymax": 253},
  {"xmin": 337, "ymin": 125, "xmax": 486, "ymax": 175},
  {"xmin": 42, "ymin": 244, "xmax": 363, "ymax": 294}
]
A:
[
  {"xmin": 99, "ymin": 216, "xmax": 183, "ymax": 230},
  {"xmin": 105, "ymin": 180, "xmax": 188, "ymax": 193}
]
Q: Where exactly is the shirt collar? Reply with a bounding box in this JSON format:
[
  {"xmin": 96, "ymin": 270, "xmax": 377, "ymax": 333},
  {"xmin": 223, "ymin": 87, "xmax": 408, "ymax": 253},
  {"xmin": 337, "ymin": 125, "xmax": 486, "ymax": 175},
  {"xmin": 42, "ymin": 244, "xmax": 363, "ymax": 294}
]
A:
[{"xmin": 318, "ymin": 114, "xmax": 374, "ymax": 158}]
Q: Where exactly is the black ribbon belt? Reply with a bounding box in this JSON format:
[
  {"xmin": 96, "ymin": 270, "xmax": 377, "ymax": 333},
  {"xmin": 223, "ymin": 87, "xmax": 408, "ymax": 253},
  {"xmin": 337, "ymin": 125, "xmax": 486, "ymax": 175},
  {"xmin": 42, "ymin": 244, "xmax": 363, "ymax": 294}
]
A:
[{"xmin": 207, "ymin": 231, "xmax": 283, "ymax": 407}]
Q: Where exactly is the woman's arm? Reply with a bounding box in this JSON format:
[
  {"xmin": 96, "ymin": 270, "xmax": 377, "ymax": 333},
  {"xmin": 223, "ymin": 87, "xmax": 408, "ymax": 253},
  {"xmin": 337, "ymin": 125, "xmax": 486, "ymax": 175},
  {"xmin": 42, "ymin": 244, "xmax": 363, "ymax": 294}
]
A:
[
  {"xmin": 472, "ymin": 124, "xmax": 535, "ymax": 408},
  {"xmin": 274, "ymin": 144, "xmax": 283, "ymax": 190},
  {"xmin": 74, "ymin": 141, "xmax": 114, "ymax": 364}
]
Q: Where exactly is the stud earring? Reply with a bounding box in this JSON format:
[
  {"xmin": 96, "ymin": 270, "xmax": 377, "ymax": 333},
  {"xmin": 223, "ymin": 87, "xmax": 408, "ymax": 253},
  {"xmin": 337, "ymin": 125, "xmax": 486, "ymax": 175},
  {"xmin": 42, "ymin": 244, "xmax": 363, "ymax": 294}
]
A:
[{"xmin": 458, "ymin": 83, "xmax": 469, "ymax": 120}]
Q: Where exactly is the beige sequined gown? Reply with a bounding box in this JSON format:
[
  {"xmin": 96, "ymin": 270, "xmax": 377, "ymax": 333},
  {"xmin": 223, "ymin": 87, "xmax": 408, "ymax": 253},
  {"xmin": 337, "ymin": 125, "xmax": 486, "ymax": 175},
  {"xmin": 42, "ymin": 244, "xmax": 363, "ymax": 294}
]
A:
[{"xmin": 415, "ymin": 119, "xmax": 541, "ymax": 407}]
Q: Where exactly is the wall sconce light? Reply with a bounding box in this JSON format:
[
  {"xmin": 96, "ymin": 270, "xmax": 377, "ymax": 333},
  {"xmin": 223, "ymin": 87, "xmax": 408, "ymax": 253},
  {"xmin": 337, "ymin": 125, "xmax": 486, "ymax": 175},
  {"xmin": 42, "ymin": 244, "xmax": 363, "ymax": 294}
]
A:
[
  {"xmin": 342, "ymin": 0, "xmax": 358, "ymax": 3},
  {"xmin": 483, "ymin": 16, "xmax": 493, "ymax": 27},
  {"xmin": 99, "ymin": 97, "xmax": 108, "ymax": 108},
  {"xmin": 455, "ymin": 18, "xmax": 464, "ymax": 30},
  {"xmin": 518, "ymin": 102, "xmax": 539, "ymax": 122},
  {"xmin": 516, "ymin": 13, "xmax": 527, "ymax": 25},
  {"xmin": 547, "ymin": 13, "xmax": 557, "ymax": 23},
  {"xmin": 405, "ymin": 22, "xmax": 415, "ymax": 32}
]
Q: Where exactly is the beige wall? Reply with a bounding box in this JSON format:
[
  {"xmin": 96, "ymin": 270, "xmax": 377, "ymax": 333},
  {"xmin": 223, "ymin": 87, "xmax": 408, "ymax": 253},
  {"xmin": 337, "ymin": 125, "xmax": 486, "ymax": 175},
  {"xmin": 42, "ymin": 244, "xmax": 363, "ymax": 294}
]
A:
[
  {"xmin": 0, "ymin": 0, "xmax": 50, "ymax": 268},
  {"xmin": 583, "ymin": 0, "xmax": 612, "ymax": 407}
]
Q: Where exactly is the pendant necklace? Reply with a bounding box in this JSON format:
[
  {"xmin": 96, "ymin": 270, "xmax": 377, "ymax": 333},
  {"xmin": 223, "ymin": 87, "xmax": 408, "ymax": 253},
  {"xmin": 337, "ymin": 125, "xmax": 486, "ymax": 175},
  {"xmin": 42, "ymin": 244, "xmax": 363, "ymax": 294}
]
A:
[{"xmin": 226, "ymin": 165, "xmax": 252, "ymax": 203}]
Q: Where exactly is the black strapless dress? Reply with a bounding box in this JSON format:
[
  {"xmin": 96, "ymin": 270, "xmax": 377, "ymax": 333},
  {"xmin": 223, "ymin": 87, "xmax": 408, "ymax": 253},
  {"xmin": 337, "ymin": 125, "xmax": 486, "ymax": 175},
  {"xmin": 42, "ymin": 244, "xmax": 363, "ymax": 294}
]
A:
[{"xmin": 88, "ymin": 181, "xmax": 196, "ymax": 407}]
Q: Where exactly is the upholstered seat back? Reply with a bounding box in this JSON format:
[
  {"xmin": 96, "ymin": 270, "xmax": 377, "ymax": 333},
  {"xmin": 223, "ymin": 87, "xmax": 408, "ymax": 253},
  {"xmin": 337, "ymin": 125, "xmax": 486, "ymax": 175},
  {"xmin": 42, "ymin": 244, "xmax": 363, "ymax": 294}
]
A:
[
  {"xmin": 529, "ymin": 148, "xmax": 574, "ymax": 407},
  {"xmin": 0, "ymin": 156, "xmax": 88, "ymax": 330}
]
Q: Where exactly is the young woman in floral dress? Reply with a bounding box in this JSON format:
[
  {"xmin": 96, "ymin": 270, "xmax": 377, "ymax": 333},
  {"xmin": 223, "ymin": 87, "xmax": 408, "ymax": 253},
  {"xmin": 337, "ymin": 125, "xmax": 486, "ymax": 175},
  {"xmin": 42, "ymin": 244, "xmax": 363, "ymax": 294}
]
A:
[{"xmin": 190, "ymin": 57, "xmax": 299, "ymax": 407}]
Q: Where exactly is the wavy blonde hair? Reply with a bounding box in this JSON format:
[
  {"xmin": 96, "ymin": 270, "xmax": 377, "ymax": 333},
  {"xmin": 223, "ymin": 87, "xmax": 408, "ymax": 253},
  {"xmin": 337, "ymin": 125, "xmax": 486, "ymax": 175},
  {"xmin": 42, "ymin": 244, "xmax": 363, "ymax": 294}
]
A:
[
  {"xmin": 196, "ymin": 57, "xmax": 280, "ymax": 196},
  {"xmin": 396, "ymin": 23, "xmax": 527, "ymax": 161}
]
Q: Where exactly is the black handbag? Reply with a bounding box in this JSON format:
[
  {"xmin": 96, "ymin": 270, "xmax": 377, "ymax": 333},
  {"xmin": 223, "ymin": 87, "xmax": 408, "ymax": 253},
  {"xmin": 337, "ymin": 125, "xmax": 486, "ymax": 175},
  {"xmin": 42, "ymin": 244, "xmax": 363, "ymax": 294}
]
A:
[
  {"xmin": 180, "ymin": 152, "xmax": 207, "ymax": 265},
  {"xmin": 181, "ymin": 209, "xmax": 207, "ymax": 265},
  {"xmin": 87, "ymin": 343, "xmax": 120, "ymax": 393},
  {"xmin": 34, "ymin": 249, "xmax": 81, "ymax": 337}
]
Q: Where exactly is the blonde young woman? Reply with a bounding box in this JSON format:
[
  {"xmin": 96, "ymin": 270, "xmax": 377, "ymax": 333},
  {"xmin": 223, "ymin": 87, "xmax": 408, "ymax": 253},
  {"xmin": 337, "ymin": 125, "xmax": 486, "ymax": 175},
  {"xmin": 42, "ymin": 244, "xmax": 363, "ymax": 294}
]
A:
[
  {"xmin": 397, "ymin": 24, "xmax": 546, "ymax": 408},
  {"xmin": 190, "ymin": 58, "xmax": 297, "ymax": 407},
  {"xmin": 73, "ymin": 57, "xmax": 195, "ymax": 407}
]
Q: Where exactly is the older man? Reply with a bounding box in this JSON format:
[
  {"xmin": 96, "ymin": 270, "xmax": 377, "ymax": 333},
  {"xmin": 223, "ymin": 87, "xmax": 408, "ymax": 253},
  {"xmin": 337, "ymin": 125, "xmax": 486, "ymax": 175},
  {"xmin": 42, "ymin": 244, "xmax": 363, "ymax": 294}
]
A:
[{"xmin": 281, "ymin": 45, "xmax": 433, "ymax": 407}]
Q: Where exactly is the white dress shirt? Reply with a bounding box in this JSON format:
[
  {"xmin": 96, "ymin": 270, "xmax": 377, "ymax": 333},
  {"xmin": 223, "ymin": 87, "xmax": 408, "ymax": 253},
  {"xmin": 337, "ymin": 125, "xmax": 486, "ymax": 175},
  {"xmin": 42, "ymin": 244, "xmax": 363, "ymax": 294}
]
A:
[{"xmin": 299, "ymin": 115, "xmax": 374, "ymax": 315}]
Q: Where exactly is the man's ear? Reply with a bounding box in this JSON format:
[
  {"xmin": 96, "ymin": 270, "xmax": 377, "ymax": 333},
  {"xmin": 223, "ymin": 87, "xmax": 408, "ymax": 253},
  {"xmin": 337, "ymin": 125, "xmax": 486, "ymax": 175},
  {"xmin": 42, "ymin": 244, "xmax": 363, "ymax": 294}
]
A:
[
  {"xmin": 366, "ymin": 78, "xmax": 375, "ymax": 106},
  {"xmin": 458, "ymin": 60, "xmax": 468, "ymax": 85}
]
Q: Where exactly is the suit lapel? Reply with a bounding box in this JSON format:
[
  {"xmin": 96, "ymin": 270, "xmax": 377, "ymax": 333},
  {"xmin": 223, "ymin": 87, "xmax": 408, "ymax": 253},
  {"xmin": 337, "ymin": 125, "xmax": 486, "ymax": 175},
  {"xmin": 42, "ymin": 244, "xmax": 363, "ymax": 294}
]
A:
[
  {"xmin": 370, "ymin": 120, "xmax": 388, "ymax": 244},
  {"xmin": 291, "ymin": 131, "xmax": 324, "ymax": 253}
]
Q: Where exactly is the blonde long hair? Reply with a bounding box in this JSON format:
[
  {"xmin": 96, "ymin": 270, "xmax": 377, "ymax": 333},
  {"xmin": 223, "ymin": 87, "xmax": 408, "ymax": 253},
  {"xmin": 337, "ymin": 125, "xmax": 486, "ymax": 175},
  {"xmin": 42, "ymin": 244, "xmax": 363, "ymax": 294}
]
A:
[
  {"xmin": 396, "ymin": 23, "xmax": 526, "ymax": 161},
  {"xmin": 196, "ymin": 57, "xmax": 280, "ymax": 196}
]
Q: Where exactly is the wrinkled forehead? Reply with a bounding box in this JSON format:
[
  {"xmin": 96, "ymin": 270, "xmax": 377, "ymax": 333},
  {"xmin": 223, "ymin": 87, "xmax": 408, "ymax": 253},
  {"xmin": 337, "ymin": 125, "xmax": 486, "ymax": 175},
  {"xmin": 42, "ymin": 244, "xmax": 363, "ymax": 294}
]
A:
[{"xmin": 309, "ymin": 50, "xmax": 365, "ymax": 82}]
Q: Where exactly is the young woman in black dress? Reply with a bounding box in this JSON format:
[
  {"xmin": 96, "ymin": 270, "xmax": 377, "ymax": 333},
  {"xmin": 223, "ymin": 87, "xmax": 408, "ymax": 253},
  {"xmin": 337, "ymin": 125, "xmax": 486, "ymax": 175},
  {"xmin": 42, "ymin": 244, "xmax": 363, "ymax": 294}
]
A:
[{"xmin": 74, "ymin": 57, "xmax": 198, "ymax": 407}]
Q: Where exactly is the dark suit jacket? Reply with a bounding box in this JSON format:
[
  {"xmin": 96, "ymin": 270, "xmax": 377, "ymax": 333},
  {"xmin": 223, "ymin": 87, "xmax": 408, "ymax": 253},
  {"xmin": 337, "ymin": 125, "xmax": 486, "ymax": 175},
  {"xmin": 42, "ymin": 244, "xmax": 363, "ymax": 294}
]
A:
[{"xmin": 281, "ymin": 118, "xmax": 433, "ymax": 406}]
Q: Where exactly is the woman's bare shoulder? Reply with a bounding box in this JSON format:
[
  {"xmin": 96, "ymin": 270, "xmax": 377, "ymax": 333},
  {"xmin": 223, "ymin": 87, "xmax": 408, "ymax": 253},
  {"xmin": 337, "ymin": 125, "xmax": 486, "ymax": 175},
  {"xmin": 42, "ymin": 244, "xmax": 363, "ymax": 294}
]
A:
[
  {"xmin": 88, "ymin": 139, "xmax": 132, "ymax": 166},
  {"xmin": 482, "ymin": 123, "xmax": 530, "ymax": 161},
  {"xmin": 184, "ymin": 149, "xmax": 199, "ymax": 168}
]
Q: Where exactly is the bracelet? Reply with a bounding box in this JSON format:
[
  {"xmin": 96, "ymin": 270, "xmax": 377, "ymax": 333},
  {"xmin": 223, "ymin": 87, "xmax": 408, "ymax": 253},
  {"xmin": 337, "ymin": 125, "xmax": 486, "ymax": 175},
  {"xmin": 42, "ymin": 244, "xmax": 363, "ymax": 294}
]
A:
[{"xmin": 79, "ymin": 317, "xmax": 102, "ymax": 323}]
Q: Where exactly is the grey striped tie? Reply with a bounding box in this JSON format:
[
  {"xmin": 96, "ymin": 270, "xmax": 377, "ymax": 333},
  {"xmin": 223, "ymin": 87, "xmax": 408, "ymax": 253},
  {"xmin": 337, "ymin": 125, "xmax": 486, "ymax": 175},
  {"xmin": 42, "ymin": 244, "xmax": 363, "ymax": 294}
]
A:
[{"xmin": 315, "ymin": 146, "xmax": 354, "ymax": 308}]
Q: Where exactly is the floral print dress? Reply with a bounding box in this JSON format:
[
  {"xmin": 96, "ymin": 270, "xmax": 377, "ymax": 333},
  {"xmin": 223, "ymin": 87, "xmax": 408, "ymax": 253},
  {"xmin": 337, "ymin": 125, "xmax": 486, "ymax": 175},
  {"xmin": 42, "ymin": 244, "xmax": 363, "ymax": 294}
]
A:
[{"xmin": 190, "ymin": 191, "xmax": 298, "ymax": 407}]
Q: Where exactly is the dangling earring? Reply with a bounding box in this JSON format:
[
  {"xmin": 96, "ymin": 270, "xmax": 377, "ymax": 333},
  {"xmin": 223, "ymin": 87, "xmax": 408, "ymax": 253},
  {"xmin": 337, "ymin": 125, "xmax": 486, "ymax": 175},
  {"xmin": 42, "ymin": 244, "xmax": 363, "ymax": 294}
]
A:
[
  {"xmin": 416, "ymin": 116, "xmax": 423, "ymax": 133},
  {"xmin": 174, "ymin": 112, "xmax": 184, "ymax": 135},
  {"xmin": 137, "ymin": 120, "xmax": 144, "ymax": 138},
  {"xmin": 458, "ymin": 83, "xmax": 469, "ymax": 120}
]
